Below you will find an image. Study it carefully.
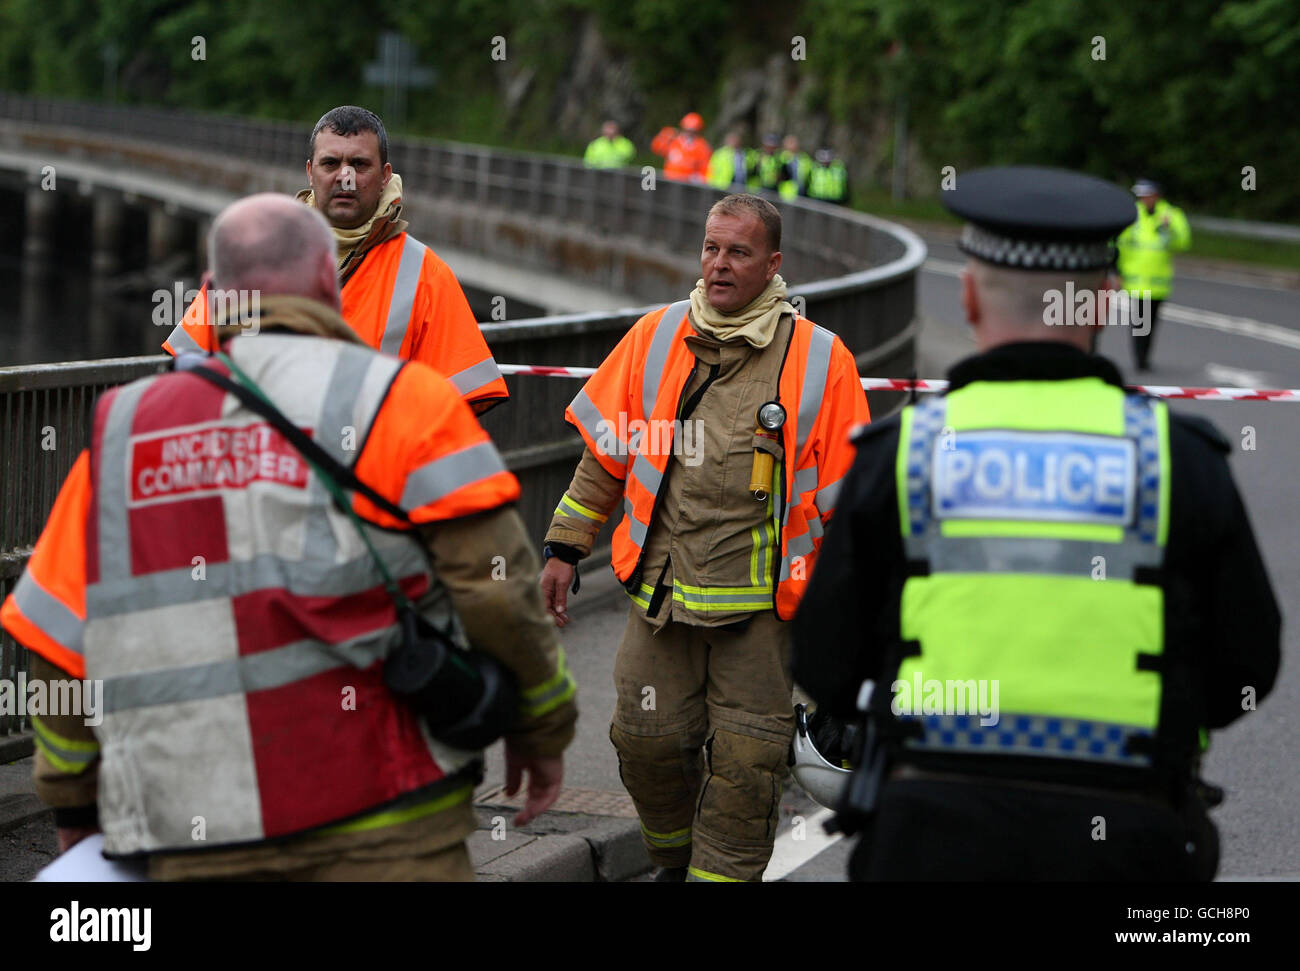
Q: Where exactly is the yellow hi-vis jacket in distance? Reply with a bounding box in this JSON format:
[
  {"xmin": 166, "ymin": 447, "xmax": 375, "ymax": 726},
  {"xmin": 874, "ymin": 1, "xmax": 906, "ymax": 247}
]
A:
[
  {"xmin": 1117, "ymin": 200, "xmax": 1191, "ymax": 302},
  {"xmin": 561, "ymin": 300, "xmax": 870, "ymax": 620}
]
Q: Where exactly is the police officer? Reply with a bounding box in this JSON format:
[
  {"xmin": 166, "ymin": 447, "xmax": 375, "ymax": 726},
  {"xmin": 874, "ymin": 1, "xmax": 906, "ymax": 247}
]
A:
[
  {"xmin": 808, "ymin": 148, "xmax": 849, "ymax": 205},
  {"xmin": 791, "ymin": 166, "xmax": 1281, "ymax": 881},
  {"xmin": 1117, "ymin": 179, "xmax": 1192, "ymax": 372}
]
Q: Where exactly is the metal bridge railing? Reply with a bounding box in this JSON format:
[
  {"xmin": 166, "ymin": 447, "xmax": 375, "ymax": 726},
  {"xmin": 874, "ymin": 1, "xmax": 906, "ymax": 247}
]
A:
[
  {"xmin": 0, "ymin": 94, "xmax": 926, "ymax": 737},
  {"xmin": 0, "ymin": 356, "xmax": 169, "ymax": 736}
]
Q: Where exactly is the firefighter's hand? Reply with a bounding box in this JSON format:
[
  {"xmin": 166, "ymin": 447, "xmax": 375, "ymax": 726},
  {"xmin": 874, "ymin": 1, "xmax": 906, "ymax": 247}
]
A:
[
  {"xmin": 540, "ymin": 558, "xmax": 576, "ymax": 628},
  {"xmin": 504, "ymin": 747, "xmax": 564, "ymax": 826}
]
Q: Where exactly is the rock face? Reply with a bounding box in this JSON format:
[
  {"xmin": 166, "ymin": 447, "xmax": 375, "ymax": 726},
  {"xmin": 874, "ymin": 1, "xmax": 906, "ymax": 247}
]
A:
[
  {"xmin": 550, "ymin": 16, "xmax": 644, "ymax": 143},
  {"xmin": 506, "ymin": 13, "xmax": 925, "ymax": 200}
]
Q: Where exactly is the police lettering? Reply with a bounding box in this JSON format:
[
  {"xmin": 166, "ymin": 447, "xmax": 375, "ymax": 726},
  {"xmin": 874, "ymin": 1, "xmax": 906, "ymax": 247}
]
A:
[{"xmin": 934, "ymin": 432, "xmax": 1135, "ymax": 526}]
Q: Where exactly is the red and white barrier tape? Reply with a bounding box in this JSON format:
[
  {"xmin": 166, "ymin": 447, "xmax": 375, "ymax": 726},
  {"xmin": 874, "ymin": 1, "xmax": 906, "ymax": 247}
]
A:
[{"xmin": 498, "ymin": 365, "xmax": 1300, "ymax": 402}]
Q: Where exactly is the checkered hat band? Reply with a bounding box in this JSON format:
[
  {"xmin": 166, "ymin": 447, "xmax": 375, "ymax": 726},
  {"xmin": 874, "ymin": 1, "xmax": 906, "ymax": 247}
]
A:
[{"xmin": 960, "ymin": 225, "xmax": 1115, "ymax": 271}]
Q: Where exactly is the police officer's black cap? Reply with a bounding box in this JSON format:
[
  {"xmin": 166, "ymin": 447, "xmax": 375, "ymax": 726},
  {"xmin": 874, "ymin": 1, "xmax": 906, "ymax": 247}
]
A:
[{"xmin": 942, "ymin": 166, "xmax": 1136, "ymax": 271}]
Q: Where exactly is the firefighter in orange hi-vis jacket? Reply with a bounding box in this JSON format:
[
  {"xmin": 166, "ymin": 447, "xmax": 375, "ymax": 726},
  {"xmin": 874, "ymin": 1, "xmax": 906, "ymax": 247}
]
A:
[
  {"xmin": 539, "ymin": 193, "xmax": 870, "ymax": 882},
  {"xmin": 162, "ymin": 105, "xmax": 508, "ymax": 416}
]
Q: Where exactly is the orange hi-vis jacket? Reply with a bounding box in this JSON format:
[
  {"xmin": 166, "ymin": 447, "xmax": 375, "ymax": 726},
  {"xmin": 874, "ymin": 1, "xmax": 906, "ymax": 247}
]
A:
[
  {"xmin": 564, "ymin": 300, "xmax": 870, "ymax": 619},
  {"xmin": 2, "ymin": 331, "xmax": 521, "ymax": 856},
  {"xmin": 651, "ymin": 128, "xmax": 713, "ymax": 183},
  {"xmin": 163, "ymin": 233, "xmax": 509, "ymax": 412}
]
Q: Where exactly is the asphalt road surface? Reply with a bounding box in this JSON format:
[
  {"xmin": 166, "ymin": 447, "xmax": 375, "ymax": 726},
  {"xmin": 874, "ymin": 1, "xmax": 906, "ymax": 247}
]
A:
[{"xmin": 541, "ymin": 236, "xmax": 1300, "ymax": 882}]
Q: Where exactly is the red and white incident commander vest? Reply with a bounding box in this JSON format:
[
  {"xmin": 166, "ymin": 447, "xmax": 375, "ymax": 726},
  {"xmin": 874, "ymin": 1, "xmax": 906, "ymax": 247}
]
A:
[{"xmin": 85, "ymin": 335, "xmax": 509, "ymax": 855}]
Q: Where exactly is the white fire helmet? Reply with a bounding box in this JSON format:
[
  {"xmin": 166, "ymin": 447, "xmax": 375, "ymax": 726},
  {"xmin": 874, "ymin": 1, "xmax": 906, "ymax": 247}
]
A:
[{"xmin": 790, "ymin": 703, "xmax": 851, "ymax": 810}]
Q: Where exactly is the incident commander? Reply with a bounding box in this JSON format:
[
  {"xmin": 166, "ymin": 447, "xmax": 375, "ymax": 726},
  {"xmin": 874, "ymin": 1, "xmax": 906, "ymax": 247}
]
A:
[{"xmin": 3, "ymin": 194, "xmax": 576, "ymax": 880}]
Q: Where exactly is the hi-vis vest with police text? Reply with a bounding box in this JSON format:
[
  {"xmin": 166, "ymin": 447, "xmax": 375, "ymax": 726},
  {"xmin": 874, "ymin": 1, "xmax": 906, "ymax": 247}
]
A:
[
  {"xmin": 163, "ymin": 232, "xmax": 508, "ymax": 407},
  {"xmin": 564, "ymin": 300, "xmax": 867, "ymax": 620},
  {"xmin": 84, "ymin": 335, "xmax": 495, "ymax": 856},
  {"xmin": 893, "ymin": 378, "xmax": 1169, "ymax": 768}
]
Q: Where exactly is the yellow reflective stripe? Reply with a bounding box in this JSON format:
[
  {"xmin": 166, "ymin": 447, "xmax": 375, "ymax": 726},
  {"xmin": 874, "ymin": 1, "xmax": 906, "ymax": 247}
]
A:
[
  {"xmin": 627, "ymin": 578, "xmax": 775, "ymax": 612},
  {"xmin": 625, "ymin": 588, "xmax": 652, "ymax": 609},
  {"xmin": 31, "ymin": 714, "xmax": 98, "ymax": 753},
  {"xmin": 520, "ymin": 648, "xmax": 577, "ymax": 718},
  {"xmin": 750, "ymin": 525, "xmax": 762, "ymax": 587},
  {"xmin": 32, "ymin": 719, "xmax": 99, "ymax": 776},
  {"xmin": 687, "ymin": 866, "xmax": 745, "ymax": 882},
  {"xmin": 671, "ymin": 592, "xmax": 773, "ymax": 611},
  {"xmin": 673, "ymin": 582, "xmax": 773, "ymax": 595},
  {"xmin": 556, "ymin": 493, "xmax": 609, "ymax": 524},
  {"xmin": 313, "ymin": 784, "xmax": 473, "ymax": 836},
  {"xmin": 641, "ymin": 823, "xmax": 692, "ymax": 848}
]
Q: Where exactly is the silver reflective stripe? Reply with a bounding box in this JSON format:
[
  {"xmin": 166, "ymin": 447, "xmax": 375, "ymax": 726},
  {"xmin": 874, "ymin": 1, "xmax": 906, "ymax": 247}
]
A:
[
  {"xmin": 314, "ymin": 347, "xmax": 393, "ymax": 468},
  {"xmin": 903, "ymin": 535, "xmax": 1159, "ymax": 578},
  {"xmin": 624, "ymin": 495, "xmax": 649, "ymax": 547},
  {"xmin": 166, "ymin": 323, "xmax": 204, "ymax": 354},
  {"xmin": 401, "ymin": 441, "xmax": 508, "ymax": 510},
  {"xmin": 793, "ymin": 465, "xmax": 818, "ymax": 498},
  {"xmin": 630, "ymin": 453, "xmax": 663, "ymax": 498},
  {"xmin": 86, "ymin": 547, "xmax": 429, "ymax": 618},
  {"xmin": 795, "ymin": 325, "xmax": 836, "ymax": 456},
  {"xmin": 816, "ymin": 474, "xmax": 844, "ymax": 516},
  {"xmin": 380, "ymin": 235, "xmax": 428, "ymax": 356},
  {"xmin": 101, "ymin": 627, "xmax": 397, "ymax": 714},
  {"xmin": 569, "ymin": 389, "xmax": 627, "ymax": 469},
  {"xmin": 807, "ymin": 515, "xmax": 824, "ymax": 540},
  {"xmin": 447, "ymin": 358, "xmax": 503, "ymax": 397},
  {"xmin": 779, "ymin": 531, "xmax": 817, "ymax": 580},
  {"xmin": 11, "ymin": 572, "xmax": 84, "ymax": 656},
  {"xmin": 642, "ymin": 300, "xmax": 690, "ymax": 419},
  {"xmin": 94, "ymin": 381, "xmax": 152, "ymax": 586}
]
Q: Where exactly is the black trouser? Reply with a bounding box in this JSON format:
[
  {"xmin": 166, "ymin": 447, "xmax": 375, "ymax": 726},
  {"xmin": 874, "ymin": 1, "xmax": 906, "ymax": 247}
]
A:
[
  {"xmin": 848, "ymin": 777, "xmax": 1211, "ymax": 881},
  {"xmin": 1131, "ymin": 298, "xmax": 1164, "ymax": 369}
]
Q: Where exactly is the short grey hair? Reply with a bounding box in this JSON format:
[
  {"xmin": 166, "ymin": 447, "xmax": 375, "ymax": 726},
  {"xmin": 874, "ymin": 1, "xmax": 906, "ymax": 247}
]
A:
[{"xmin": 209, "ymin": 194, "xmax": 334, "ymax": 293}]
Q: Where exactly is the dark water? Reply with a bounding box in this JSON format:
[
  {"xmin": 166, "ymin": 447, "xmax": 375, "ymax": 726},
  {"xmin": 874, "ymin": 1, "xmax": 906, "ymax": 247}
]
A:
[{"xmin": 0, "ymin": 255, "xmax": 182, "ymax": 367}]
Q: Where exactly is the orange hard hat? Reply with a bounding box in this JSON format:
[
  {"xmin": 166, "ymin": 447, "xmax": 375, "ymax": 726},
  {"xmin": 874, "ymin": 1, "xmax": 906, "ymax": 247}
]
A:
[{"xmin": 680, "ymin": 112, "xmax": 704, "ymax": 132}]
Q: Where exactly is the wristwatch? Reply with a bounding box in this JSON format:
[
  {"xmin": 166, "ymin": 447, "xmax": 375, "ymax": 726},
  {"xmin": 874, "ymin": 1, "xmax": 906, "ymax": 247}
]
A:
[
  {"xmin": 543, "ymin": 542, "xmax": 581, "ymax": 565},
  {"xmin": 543, "ymin": 543, "xmax": 582, "ymax": 594}
]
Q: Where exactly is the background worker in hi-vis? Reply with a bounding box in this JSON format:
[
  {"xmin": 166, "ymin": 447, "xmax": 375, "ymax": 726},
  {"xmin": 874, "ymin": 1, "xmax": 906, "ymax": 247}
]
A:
[
  {"xmin": 792, "ymin": 166, "xmax": 1280, "ymax": 882},
  {"xmin": 540, "ymin": 193, "xmax": 869, "ymax": 882},
  {"xmin": 1117, "ymin": 178, "xmax": 1191, "ymax": 372}
]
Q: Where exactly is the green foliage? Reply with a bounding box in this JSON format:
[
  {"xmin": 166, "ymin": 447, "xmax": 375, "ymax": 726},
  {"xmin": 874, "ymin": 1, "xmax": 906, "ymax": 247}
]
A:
[{"xmin": 0, "ymin": 0, "xmax": 1294, "ymax": 220}]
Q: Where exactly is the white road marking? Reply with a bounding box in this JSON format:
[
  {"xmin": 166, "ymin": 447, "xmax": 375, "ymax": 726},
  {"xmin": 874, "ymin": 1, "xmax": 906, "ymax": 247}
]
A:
[
  {"xmin": 1161, "ymin": 304, "xmax": 1300, "ymax": 351},
  {"xmin": 924, "ymin": 258, "xmax": 966, "ymax": 278},
  {"xmin": 923, "ymin": 258, "xmax": 1300, "ymax": 354},
  {"xmin": 1205, "ymin": 363, "xmax": 1271, "ymax": 389},
  {"xmin": 762, "ymin": 807, "xmax": 843, "ymax": 882}
]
